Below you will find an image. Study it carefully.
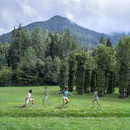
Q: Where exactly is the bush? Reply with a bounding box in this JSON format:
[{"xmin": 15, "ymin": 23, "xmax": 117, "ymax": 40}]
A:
[{"xmin": 0, "ymin": 68, "xmax": 12, "ymax": 86}]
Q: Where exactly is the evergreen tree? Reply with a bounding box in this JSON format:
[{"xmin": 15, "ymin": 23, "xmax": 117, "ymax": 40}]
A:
[
  {"xmin": 116, "ymin": 35, "xmax": 130, "ymax": 98},
  {"xmin": 31, "ymin": 27, "xmax": 45, "ymax": 60},
  {"xmin": 52, "ymin": 56, "xmax": 61, "ymax": 84},
  {"xmin": 59, "ymin": 59, "xmax": 68, "ymax": 90},
  {"xmin": 75, "ymin": 51, "xmax": 86, "ymax": 94},
  {"xmin": 36, "ymin": 59, "xmax": 45, "ymax": 85},
  {"xmin": 62, "ymin": 28, "xmax": 72, "ymax": 56},
  {"xmin": 21, "ymin": 28, "xmax": 31, "ymax": 56},
  {"xmin": 107, "ymin": 51, "xmax": 117, "ymax": 94},
  {"xmin": 91, "ymin": 69, "xmax": 97, "ymax": 92},
  {"xmin": 19, "ymin": 46, "xmax": 38, "ymax": 85},
  {"xmin": 49, "ymin": 32, "xmax": 59, "ymax": 59},
  {"xmin": 99, "ymin": 36, "xmax": 105, "ymax": 45},
  {"xmin": 3, "ymin": 43, "xmax": 10, "ymax": 67},
  {"xmin": 42, "ymin": 56, "xmax": 61, "ymax": 85},
  {"xmin": 97, "ymin": 69, "xmax": 105, "ymax": 96},
  {"xmin": 68, "ymin": 52, "xmax": 75, "ymax": 92},
  {"xmin": 8, "ymin": 25, "xmax": 23, "ymax": 70},
  {"xmin": 106, "ymin": 37, "xmax": 112, "ymax": 47},
  {"xmin": 95, "ymin": 44, "xmax": 111, "ymax": 96},
  {"xmin": 84, "ymin": 54, "xmax": 92, "ymax": 93},
  {"xmin": 0, "ymin": 67, "xmax": 12, "ymax": 86},
  {"xmin": 42, "ymin": 56, "xmax": 54, "ymax": 85},
  {"xmin": 43, "ymin": 30, "xmax": 51, "ymax": 57},
  {"xmin": 0, "ymin": 43, "xmax": 4, "ymax": 69}
]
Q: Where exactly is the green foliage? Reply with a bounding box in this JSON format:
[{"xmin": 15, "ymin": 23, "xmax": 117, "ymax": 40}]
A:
[
  {"xmin": 99, "ymin": 36, "xmax": 106, "ymax": 45},
  {"xmin": 8, "ymin": 25, "xmax": 23, "ymax": 69},
  {"xmin": 84, "ymin": 53, "xmax": 92, "ymax": 93},
  {"xmin": 31, "ymin": 27, "xmax": 45, "ymax": 60},
  {"xmin": 1, "ymin": 16, "xmax": 127, "ymax": 48},
  {"xmin": 21, "ymin": 28, "xmax": 31, "ymax": 55},
  {"xmin": 0, "ymin": 21, "xmax": 129, "ymax": 99},
  {"xmin": 75, "ymin": 51, "xmax": 86, "ymax": 94},
  {"xmin": 68, "ymin": 52, "xmax": 76, "ymax": 91},
  {"xmin": 95, "ymin": 44, "xmax": 116, "ymax": 96},
  {"xmin": 59, "ymin": 59, "xmax": 68, "ymax": 90},
  {"xmin": 42, "ymin": 56, "xmax": 61, "ymax": 85},
  {"xmin": 96, "ymin": 69, "xmax": 105, "ymax": 89},
  {"xmin": 20, "ymin": 47, "xmax": 37, "ymax": 73},
  {"xmin": 36, "ymin": 59, "xmax": 45, "ymax": 84},
  {"xmin": 15, "ymin": 47, "xmax": 38, "ymax": 85},
  {"xmin": 116, "ymin": 35, "xmax": 130, "ymax": 97},
  {"xmin": 106, "ymin": 37, "xmax": 112, "ymax": 47},
  {"xmin": 52, "ymin": 56, "xmax": 61, "ymax": 84},
  {"xmin": 0, "ymin": 67, "xmax": 12, "ymax": 86},
  {"xmin": 90, "ymin": 69, "xmax": 97, "ymax": 92},
  {"xmin": 95, "ymin": 44, "xmax": 110, "ymax": 71},
  {"xmin": 0, "ymin": 43, "xmax": 10, "ymax": 69}
]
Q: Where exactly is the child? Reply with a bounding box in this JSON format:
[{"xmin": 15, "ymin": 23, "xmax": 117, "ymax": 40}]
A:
[
  {"xmin": 56, "ymin": 87, "xmax": 74, "ymax": 108},
  {"xmin": 42, "ymin": 86, "xmax": 49, "ymax": 105},
  {"xmin": 92, "ymin": 89, "xmax": 102, "ymax": 109},
  {"xmin": 22, "ymin": 89, "xmax": 34, "ymax": 107}
]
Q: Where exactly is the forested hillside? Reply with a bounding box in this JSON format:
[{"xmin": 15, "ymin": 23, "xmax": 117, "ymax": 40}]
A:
[
  {"xmin": 0, "ymin": 16, "xmax": 128, "ymax": 48},
  {"xmin": 0, "ymin": 24, "xmax": 129, "ymax": 98}
]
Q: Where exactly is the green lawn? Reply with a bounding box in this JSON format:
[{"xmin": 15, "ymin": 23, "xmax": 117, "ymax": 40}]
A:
[{"xmin": 0, "ymin": 86, "xmax": 130, "ymax": 130}]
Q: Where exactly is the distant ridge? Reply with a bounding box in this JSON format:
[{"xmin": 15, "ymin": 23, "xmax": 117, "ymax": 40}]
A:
[{"xmin": 0, "ymin": 15, "xmax": 128, "ymax": 48}]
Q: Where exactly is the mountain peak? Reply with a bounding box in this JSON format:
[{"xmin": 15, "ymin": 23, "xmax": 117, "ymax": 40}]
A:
[
  {"xmin": 0, "ymin": 15, "xmax": 124, "ymax": 47},
  {"xmin": 49, "ymin": 15, "xmax": 68, "ymax": 20},
  {"xmin": 48, "ymin": 15, "xmax": 72, "ymax": 24}
]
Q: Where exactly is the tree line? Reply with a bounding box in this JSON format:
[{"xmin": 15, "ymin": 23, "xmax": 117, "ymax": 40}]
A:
[{"xmin": 0, "ymin": 25, "xmax": 129, "ymax": 98}]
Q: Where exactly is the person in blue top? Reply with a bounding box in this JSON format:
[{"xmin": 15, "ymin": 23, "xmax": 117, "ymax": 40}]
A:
[
  {"xmin": 56, "ymin": 87, "xmax": 74, "ymax": 108},
  {"xmin": 92, "ymin": 89, "xmax": 102, "ymax": 109}
]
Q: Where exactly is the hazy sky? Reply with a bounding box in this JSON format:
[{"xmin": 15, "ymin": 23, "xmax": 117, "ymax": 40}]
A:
[{"xmin": 0, "ymin": 0, "xmax": 130, "ymax": 35}]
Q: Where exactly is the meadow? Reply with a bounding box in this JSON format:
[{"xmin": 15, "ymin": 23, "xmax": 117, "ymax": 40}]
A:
[{"xmin": 0, "ymin": 86, "xmax": 130, "ymax": 130}]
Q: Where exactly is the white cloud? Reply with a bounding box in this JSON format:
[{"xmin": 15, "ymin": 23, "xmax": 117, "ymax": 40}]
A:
[
  {"xmin": 0, "ymin": 0, "xmax": 130, "ymax": 35},
  {"xmin": 0, "ymin": 28, "xmax": 5, "ymax": 34},
  {"xmin": 66, "ymin": 12, "xmax": 74, "ymax": 21},
  {"xmin": 19, "ymin": 2, "xmax": 38, "ymax": 16},
  {"xmin": 73, "ymin": 0, "xmax": 80, "ymax": 2}
]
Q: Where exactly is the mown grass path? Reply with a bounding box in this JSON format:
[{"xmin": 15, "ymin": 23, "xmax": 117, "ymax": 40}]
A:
[{"xmin": 0, "ymin": 86, "xmax": 130, "ymax": 129}]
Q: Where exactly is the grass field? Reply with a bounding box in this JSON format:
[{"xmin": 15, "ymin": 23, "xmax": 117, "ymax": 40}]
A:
[{"xmin": 0, "ymin": 86, "xmax": 130, "ymax": 130}]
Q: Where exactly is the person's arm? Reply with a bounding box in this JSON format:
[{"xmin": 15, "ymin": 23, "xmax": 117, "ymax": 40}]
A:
[
  {"xmin": 56, "ymin": 90, "xmax": 63, "ymax": 94},
  {"xmin": 68, "ymin": 92, "xmax": 74, "ymax": 96},
  {"xmin": 92, "ymin": 93, "xmax": 95, "ymax": 98}
]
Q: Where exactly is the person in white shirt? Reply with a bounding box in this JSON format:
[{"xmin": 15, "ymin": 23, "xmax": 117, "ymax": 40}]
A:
[{"xmin": 22, "ymin": 89, "xmax": 34, "ymax": 107}]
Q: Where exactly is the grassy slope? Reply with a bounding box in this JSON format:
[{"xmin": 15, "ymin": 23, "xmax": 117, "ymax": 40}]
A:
[{"xmin": 0, "ymin": 86, "xmax": 130, "ymax": 129}]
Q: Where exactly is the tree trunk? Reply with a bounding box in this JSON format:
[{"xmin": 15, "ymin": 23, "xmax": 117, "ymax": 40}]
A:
[
  {"xmin": 84, "ymin": 69, "xmax": 90, "ymax": 93},
  {"xmin": 91, "ymin": 70, "xmax": 96, "ymax": 92},
  {"xmin": 107, "ymin": 72, "xmax": 113, "ymax": 94},
  {"xmin": 98, "ymin": 88, "xmax": 105, "ymax": 97},
  {"xmin": 119, "ymin": 88, "xmax": 129, "ymax": 98}
]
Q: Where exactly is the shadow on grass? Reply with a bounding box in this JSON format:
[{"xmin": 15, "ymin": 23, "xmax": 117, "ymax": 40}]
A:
[
  {"xmin": 56, "ymin": 105, "xmax": 69, "ymax": 109},
  {"xmin": 57, "ymin": 106, "xmax": 62, "ymax": 109}
]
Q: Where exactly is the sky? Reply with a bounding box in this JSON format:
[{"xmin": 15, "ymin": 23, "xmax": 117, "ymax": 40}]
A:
[{"xmin": 0, "ymin": 0, "xmax": 130, "ymax": 35}]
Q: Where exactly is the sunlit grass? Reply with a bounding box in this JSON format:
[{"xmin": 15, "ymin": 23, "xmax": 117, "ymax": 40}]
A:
[{"xmin": 0, "ymin": 86, "xmax": 130, "ymax": 129}]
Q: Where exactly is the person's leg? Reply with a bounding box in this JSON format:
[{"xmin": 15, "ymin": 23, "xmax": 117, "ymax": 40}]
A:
[
  {"xmin": 42, "ymin": 99, "xmax": 44, "ymax": 105},
  {"xmin": 22, "ymin": 100, "xmax": 28, "ymax": 107},
  {"xmin": 22, "ymin": 104, "xmax": 26, "ymax": 107},
  {"xmin": 92, "ymin": 99, "xmax": 96, "ymax": 108},
  {"xmin": 96, "ymin": 100, "xmax": 102, "ymax": 109},
  {"xmin": 31, "ymin": 99, "xmax": 34, "ymax": 106},
  {"xmin": 65, "ymin": 98, "xmax": 69, "ymax": 105},
  {"xmin": 62, "ymin": 98, "xmax": 65, "ymax": 108}
]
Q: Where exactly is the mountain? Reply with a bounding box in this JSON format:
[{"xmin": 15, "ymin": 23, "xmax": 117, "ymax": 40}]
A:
[{"xmin": 0, "ymin": 15, "xmax": 128, "ymax": 48}]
